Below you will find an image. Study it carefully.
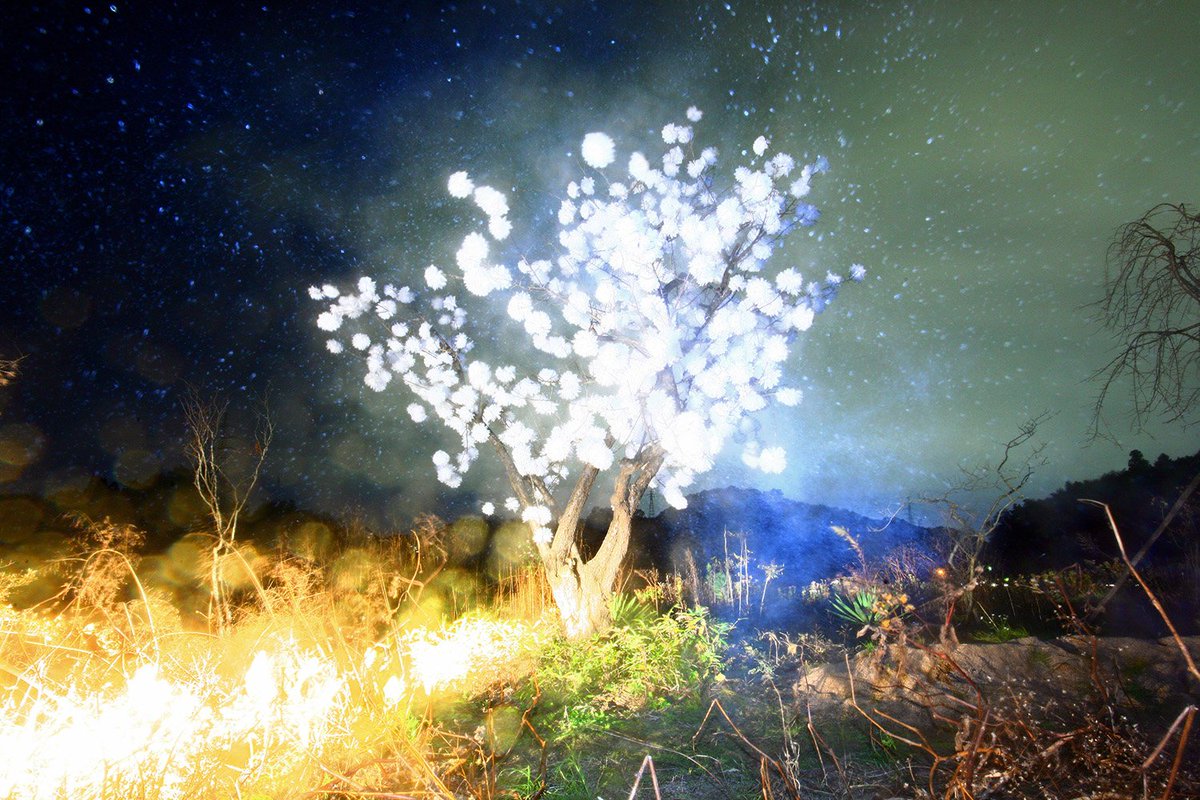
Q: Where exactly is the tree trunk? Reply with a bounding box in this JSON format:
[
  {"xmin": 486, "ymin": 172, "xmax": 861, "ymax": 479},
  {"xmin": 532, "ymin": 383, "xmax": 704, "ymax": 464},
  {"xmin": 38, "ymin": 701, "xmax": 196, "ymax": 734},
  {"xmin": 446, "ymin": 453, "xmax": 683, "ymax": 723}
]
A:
[
  {"xmin": 542, "ymin": 547, "xmax": 615, "ymax": 640},
  {"xmin": 537, "ymin": 446, "xmax": 663, "ymax": 639}
]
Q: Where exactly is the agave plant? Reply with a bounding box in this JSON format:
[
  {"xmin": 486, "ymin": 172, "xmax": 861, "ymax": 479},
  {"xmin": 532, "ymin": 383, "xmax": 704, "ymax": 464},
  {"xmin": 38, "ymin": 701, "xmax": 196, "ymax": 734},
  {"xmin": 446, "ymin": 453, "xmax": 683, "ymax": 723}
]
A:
[{"xmin": 829, "ymin": 590, "xmax": 881, "ymax": 634}]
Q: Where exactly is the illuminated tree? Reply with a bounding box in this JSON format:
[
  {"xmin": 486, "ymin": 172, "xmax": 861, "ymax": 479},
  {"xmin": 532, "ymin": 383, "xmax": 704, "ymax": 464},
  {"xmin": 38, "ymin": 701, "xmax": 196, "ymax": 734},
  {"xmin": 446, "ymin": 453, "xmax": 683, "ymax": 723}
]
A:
[
  {"xmin": 311, "ymin": 109, "xmax": 862, "ymax": 638},
  {"xmin": 1093, "ymin": 202, "xmax": 1200, "ymax": 434},
  {"xmin": 182, "ymin": 390, "xmax": 273, "ymax": 634}
]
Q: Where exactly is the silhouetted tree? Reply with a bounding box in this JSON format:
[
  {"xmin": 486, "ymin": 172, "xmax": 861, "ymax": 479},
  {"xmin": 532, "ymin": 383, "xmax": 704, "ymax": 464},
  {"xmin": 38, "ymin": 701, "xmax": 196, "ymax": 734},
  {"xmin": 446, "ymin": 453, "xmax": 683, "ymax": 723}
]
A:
[
  {"xmin": 1092, "ymin": 203, "xmax": 1200, "ymax": 434},
  {"xmin": 1128, "ymin": 449, "xmax": 1150, "ymax": 472},
  {"xmin": 919, "ymin": 413, "xmax": 1050, "ymax": 618}
]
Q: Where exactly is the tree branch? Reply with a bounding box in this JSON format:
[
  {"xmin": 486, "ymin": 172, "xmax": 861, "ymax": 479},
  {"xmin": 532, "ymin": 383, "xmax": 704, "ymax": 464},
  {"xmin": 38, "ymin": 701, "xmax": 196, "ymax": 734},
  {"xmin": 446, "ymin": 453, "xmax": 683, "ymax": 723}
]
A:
[{"xmin": 1091, "ymin": 202, "xmax": 1200, "ymax": 434}]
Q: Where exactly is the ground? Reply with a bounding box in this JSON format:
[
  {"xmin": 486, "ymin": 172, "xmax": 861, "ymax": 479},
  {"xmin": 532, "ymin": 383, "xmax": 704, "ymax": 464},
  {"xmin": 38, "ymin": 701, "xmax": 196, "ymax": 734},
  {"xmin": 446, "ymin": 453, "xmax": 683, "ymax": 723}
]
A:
[{"xmin": 516, "ymin": 633, "xmax": 1200, "ymax": 799}]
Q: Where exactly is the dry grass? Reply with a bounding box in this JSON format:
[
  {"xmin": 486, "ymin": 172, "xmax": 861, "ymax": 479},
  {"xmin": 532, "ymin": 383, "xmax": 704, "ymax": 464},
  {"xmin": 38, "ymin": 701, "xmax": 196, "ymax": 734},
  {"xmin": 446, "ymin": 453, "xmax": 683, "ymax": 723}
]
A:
[
  {"xmin": 0, "ymin": 515, "xmax": 553, "ymax": 800},
  {"xmin": 2, "ymin": 506, "xmax": 1198, "ymax": 799},
  {"xmin": 789, "ymin": 504, "xmax": 1200, "ymax": 800}
]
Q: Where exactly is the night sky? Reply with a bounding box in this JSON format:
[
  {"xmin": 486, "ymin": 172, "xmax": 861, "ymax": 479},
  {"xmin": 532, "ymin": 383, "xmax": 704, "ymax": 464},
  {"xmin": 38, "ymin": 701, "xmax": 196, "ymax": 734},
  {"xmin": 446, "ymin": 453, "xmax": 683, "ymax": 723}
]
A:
[{"xmin": 3, "ymin": 1, "xmax": 1199, "ymax": 527}]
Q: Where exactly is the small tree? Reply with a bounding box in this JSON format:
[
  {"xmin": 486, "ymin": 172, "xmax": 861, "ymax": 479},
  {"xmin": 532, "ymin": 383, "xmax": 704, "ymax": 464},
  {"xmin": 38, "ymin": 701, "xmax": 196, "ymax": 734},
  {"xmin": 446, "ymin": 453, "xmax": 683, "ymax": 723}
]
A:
[
  {"xmin": 1092, "ymin": 202, "xmax": 1200, "ymax": 434},
  {"xmin": 182, "ymin": 390, "xmax": 273, "ymax": 634},
  {"xmin": 919, "ymin": 413, "xmax": 1048, "ymax": 643},
  {"xmin": 311, "ymin": 109, "xmax": 862, "ymax": 638}
]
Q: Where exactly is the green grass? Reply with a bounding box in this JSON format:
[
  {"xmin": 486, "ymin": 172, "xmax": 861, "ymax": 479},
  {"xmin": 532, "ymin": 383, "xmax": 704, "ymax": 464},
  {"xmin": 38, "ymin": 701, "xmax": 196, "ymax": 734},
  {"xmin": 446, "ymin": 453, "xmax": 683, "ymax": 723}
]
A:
[{"xmin": 971, "ymin": 616, "xmax": 1031, "ymax": 643}]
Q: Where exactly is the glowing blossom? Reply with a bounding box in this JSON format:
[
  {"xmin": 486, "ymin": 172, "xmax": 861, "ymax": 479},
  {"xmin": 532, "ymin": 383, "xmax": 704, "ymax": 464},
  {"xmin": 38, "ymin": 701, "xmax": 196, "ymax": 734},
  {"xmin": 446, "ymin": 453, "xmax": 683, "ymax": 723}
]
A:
[
  {"xmin": 424, "ymin": 265, "xmax": 447, "ymax": 290},
  {"xmin": 473, "ymin": 185, "xmax": 509, "ymax": 221},
  {"xmin": 312, "ymin": 108, "xmax": 861, "ymax": 535},
  {"xmin": 758, "ymin": 446, "xmax": 788, "ymax": 474},
  {"xmin": 580, "ymin": 131, "xmax": 616, "ymax": 169},
  {"xmin": 447, "ymin": 170, "xmax": 474, "ymax": 198}
]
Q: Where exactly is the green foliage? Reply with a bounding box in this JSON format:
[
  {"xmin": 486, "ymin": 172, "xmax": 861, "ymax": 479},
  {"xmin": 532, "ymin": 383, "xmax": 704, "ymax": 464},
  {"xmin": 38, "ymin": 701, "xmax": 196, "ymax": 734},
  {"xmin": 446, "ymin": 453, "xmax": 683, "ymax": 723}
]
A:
[
  {"xmin": 704, "ymin": 557, "xmax": 731, "ymax": 603},
  {"xmin": 829, "ymin": 589, "xmax": 881, "ymax": 628},
  {"xmin": 534, "ymin": 600, "xmax": 731, "ymax": 734},
  {"xmin": 971, "ymin": 614, "xmax": 1030, "ymax": 643},
  {"xmin": 871, "ymin": 730, "xmax": 899, "ymax": 763},
  {"xmin": 608, "ymin": 591, "xmax": 657, "ymax": 628}
]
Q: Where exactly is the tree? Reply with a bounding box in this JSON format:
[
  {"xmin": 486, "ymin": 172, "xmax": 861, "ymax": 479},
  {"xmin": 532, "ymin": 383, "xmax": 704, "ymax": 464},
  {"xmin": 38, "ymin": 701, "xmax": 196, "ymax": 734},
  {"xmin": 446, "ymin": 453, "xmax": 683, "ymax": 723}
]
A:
[
  {"xmin": 1092, "ymin": 202, "xmax": 1200, "ymax": 434},
  {"xmin": 311, "ymin": 109, "xmax": 862, "ymax": 638},
  {"xmin": 182, "ymin": 390, "xmax": 273, "ymax": 634},
  {"xmin": 918, "ymin": 413, "xmax": 1049, "ymax": 642}
]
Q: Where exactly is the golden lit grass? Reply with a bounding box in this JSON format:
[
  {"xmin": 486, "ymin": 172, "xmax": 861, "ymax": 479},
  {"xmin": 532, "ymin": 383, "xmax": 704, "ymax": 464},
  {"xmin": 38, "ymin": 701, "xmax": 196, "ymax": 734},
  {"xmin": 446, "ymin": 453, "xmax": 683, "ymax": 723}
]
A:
[
  {"xmin": 7, "ymin": 509, "xmax": 1196, "ymax": 798},
  {"xmin": 0, "ymin": 603, "xmax": 551, "ymax": 799},
  {"xmin": 0, "ymin": 517, "xmax": 554, "ymax": 800}
]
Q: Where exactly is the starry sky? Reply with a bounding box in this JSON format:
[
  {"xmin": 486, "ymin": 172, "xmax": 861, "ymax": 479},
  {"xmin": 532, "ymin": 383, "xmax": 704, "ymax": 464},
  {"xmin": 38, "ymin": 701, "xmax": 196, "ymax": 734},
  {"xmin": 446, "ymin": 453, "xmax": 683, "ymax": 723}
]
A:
[{"xmin": 2, "ymin": 0, "xmax": 1199, "ymax": 526}]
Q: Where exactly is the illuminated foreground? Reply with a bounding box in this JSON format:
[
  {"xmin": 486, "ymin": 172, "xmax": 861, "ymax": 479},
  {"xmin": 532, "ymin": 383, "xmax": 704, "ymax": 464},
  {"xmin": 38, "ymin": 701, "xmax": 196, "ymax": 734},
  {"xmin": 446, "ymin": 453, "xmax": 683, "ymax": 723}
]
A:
[{"xmin": 0, "ymin": 599, "xmax": 545, "ymax": 800}]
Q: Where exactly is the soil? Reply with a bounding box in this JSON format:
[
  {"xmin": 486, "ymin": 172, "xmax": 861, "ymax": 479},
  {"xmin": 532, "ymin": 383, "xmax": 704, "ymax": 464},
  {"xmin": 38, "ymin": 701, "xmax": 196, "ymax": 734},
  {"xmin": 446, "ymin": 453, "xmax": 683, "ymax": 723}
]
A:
[
  {"xmin": 795, "ymin": 635, "xmax": 1200, "ymax": 727},
  {"xmin": 593, "ymin": 635, "xmax": 1200, "ymax": 800}
]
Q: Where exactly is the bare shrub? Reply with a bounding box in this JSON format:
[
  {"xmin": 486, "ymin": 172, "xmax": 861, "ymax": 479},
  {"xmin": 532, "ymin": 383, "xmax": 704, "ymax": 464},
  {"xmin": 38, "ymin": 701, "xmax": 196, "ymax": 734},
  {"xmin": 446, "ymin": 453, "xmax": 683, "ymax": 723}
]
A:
[
  {"xmin": 63, "ymin": 514, "xmax": 145, "ymax": 612},
  {"xmin": 182, "ymin": 390, "xmax": 272, "ymax": 634}
]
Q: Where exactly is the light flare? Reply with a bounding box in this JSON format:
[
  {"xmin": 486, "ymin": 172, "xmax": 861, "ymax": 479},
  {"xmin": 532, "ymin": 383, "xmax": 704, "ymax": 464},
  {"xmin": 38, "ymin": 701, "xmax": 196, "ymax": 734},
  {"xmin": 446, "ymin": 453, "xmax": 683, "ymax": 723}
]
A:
[
  {"xmin": 401, "ymin": 614, "xmax": 540, "ymax": 694},
  {"xmin": 0, "ymin": 605, "xmax": 543, "ymax": 799}
]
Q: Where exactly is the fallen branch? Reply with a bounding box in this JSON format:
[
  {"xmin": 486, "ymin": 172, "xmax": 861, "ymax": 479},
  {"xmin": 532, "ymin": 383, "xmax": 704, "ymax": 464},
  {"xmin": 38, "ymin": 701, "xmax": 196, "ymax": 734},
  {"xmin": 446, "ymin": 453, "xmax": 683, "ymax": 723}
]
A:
[
  {"xmin": 692, "ymin": 697, "xmax": 801, "ymax": 799},
  {"xmin": 626, "ymin": 754, "xmax": 662, "ymax": 800}
]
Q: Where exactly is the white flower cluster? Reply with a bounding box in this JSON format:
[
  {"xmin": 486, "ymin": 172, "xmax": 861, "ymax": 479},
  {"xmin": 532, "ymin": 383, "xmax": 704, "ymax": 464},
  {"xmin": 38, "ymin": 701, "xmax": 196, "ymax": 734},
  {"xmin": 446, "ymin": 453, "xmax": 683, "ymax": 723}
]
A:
[{"xmin": 310, "ymin": 109, "xmax": 862, "ymax": 530}]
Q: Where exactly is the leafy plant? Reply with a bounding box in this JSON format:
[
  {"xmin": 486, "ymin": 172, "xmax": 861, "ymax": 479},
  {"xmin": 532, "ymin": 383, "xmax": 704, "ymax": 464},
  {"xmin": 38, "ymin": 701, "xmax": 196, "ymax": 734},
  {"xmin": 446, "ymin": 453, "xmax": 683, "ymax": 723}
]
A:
[
  {"xmin": 829, "ymin": 589, "xmax": 881, "ymax": 629},
  {"xmin": 534, "ymin": 603, "xmax": 731, "ymax": 729},
  {"xmin": 608, "ymin": 592, "xmax": 657, "ymax": 628}
]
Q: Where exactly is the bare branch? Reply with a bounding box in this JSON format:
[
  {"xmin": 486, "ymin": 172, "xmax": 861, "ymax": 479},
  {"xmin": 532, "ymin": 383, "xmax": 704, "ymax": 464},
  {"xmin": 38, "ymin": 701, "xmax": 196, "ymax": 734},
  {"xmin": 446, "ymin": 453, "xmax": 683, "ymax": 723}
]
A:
[
  {"xmin": 1091, "ymin": 202, "xmax": 1200, "ymax": 435},
  {"xmin": 1082, "ymin": 499, "xmax": 1200, "ymax": 685},
  {"xmin": 181, "ymin": 388, "xmax": 273, "ymax": 634},
  {"xmin": 0, "ymin": 355, "xmax": 23, "ymax": 388},
  {"xmin": 919, "ymin": 412, "xmax": 1052, "ymax": 578}
]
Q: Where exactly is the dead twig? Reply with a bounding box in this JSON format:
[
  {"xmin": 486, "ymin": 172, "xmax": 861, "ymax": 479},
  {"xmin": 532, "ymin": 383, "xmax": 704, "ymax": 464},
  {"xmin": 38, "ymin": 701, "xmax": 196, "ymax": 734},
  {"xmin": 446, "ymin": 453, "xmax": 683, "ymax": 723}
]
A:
[
  {"xmin": 1088, "ymin": 470, "xmax": 1200, "ymax": 621},
  {"xmin": 626, "ymin": 754, "xmax": 662, "ymax": 800},
  {"xmin": 1083, "ymin": 499, "xmax": 1200, "ymax": 799},
  {"xmin": 1082, "ymin": 500, "xmax": 1200, "ymax": 685},
  {"xmin": 692, "ymin": 697, "xmax": 802, "ymax": 799}
]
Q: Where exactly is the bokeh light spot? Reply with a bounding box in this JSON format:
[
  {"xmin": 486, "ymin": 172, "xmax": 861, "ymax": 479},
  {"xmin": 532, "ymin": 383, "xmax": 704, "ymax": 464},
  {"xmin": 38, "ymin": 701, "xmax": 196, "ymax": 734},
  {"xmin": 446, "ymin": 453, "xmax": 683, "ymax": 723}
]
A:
[{"xmin": 38, "ymin": 287, "xmax": 92, "ymax": 329}]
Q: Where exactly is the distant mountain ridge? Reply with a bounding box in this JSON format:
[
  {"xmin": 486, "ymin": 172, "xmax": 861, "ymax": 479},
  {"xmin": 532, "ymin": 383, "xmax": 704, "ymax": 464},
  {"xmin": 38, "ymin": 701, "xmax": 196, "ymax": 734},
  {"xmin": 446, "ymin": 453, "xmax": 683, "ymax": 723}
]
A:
[
  {"xmin": 595, "ymin": 446, "xmax": 1200, "ymax": 590},
  {"xmin": 588, "ymin": 486, "xmax": 938, "ymax": 591}
]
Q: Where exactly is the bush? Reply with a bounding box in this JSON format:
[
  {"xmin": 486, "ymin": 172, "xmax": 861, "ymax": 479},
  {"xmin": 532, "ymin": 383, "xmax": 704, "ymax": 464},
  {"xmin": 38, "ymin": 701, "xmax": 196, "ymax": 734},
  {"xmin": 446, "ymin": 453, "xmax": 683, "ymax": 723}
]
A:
[{"xmin": 535, "ymin": 598, "xmax": 731, "ymax": 725}]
